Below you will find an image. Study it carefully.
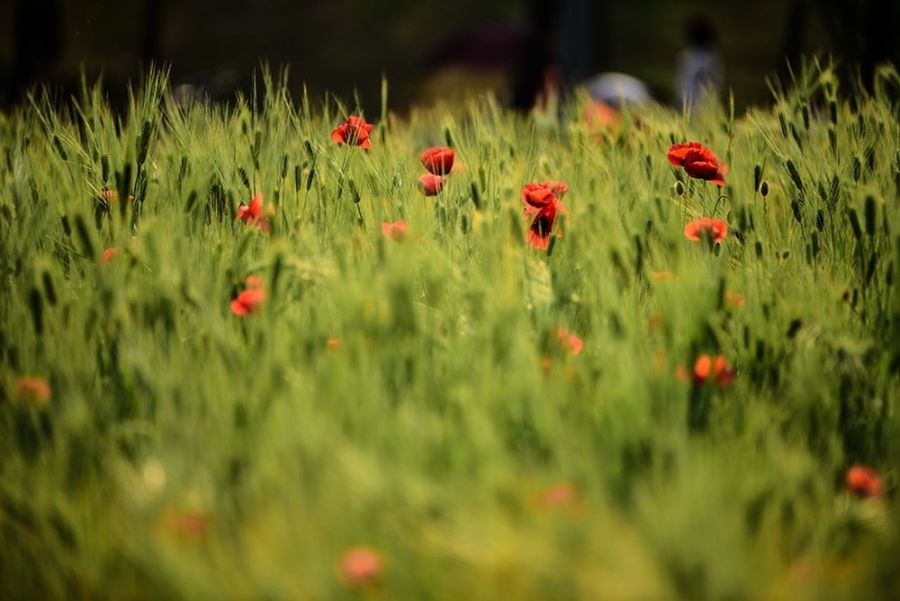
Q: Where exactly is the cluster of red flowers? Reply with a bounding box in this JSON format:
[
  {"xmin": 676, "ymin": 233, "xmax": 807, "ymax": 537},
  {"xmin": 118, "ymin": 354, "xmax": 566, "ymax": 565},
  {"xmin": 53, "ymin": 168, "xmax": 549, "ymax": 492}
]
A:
[
  {"xmin": 417, "ymin": 146, "xmax": 455, "ymax": 196},
  {"xmin": 521, "ymin": 180, "xmax": 568, "ymax": 250},
  {"xmin": 668, "ymin": 142, "xmax": 729, "ymax": 246},
  {"xmin": 230, "ymin": 275, "xmax": 266, "ymax": 316},
  {"xmin": 668, "ymin": 142, "xmax": 727, "ymax": 187},
  {"xmin": 677, "ymin": 354, "xmax": 734, "ymax": 388},
  {"xmin": 331, "ymin": 115, "xmax": 375, "ymax": 150},
  {"xmin": 692, "ymin": 354, "xmax": 734, "ymax": 388},
  {"xmin": 236, "ymin": 193, "xmax": 273, "ymax": 233}
]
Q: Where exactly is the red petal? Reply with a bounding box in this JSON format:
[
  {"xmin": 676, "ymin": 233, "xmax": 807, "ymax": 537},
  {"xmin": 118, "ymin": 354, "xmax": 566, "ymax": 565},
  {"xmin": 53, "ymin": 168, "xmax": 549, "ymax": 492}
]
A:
[
  {"xmin": 331, "ymin": 125, "xmax": 347, "ymax": 144},
  {"xmin": 527, "ymin": 204, "xmax": 557, "ymax": 250}
]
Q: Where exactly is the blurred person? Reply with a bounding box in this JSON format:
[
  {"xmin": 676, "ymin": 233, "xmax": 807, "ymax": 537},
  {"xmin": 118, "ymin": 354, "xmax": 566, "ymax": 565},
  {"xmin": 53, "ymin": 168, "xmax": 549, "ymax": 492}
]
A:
[
  {"xmin": 676, "ymin": 15, "xmax": 723, "ymax": 110},
  {"xmin": 582, "ymin": 72, "xmax": 651, "ymax": 138}
]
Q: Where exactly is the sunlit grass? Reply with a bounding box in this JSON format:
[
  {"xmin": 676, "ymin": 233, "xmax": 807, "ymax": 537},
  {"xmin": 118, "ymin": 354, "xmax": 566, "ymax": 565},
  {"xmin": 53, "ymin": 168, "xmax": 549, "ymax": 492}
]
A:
[{"xmin": 0, "ymin": 63, "xmax": 897, "ymax": 599}]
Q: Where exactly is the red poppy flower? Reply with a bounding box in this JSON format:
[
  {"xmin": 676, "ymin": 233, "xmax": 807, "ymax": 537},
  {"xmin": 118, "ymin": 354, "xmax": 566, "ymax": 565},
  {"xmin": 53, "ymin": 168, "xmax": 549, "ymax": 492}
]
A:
[
  {"xmin": 527, "ymin": 202, "xmax": 559, "ymax": 250},
  {"xmin": 338, "ymin": 546, "xmax": 384, "ymax": 589},
  {"xmin": 420, "ymin": 147, "xmax": 455, "ymax": 175},
  {"xmin": 326, "ymin": 337, "xmax": 343, "ymax": 350},
  {"xmin": 381, "ymin": 219, "xmax": 408, "ymax": 241},
  {"xmin": 724, "ymin": 291, "xmax": 746, "ymax": 309},
  {"xmin": 684, "ymin": 217, "xmax": 728, "ymax": 244},
  {"xmin": 100, "ymin": 247, "xmax": 119, "ymax": 264},
  {"xmin": 667, "ymin": 142, "xmax": 703, "ymax": 166},
  {"xmin": 845, "ymin": 465, "xmax": 883, "ymax": 499},
  {"xmin": 418, "ymin": 174, "xmax": 445, "ymax": 196},
  {"xmin": 236, "ymin": 193, "xmax": 272, "ymax": 233},
  {"xmin": 554, "ymin": 327, "xmax": 583, "ymax": 356},
  {"xmin": 668, "ymin": 142, "xmax": 726, "ymax": 186},
  {"xmin": 540, "ymin": 482, "xmax": 579, "ymax": 508},
  {"xmin": 331, "ymin": 115, "xmax": 375, "ymax": 149},
  {"xmin": 230, "ymin": 276, "xmax": 266, "ymax": 316},
  {"xmin": 15, "ymin": 376, "xmax": 52, "ymax": 405},
  {"xmin": 521, "ymin": 181, "xmax": 569, "ymax": 214},
  {"xmin": 693, "ymin": 354, "xmax": 734, "ymax": 387}
]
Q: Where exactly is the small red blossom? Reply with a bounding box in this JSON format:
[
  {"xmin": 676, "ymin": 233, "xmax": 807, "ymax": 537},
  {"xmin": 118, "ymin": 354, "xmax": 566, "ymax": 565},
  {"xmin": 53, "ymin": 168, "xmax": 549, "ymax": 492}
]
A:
[
  {"xmin": 338, "ymin": 546, "xmax": 384, "ymax": 589},
  {"xmin": 554, "ymin": 327, "xmax": 583, "ymax": 356},
  {"xmin": 236, "ymin": 193, "xmax": 272, "ymax": 233},
  {"xmin": 15, "ymin": 377, "xmax": 52, "ymax": 405},
  {"xmin": 845, "ymin": 465, "xmax": 883, "ymax": 499},
  {"xmin": 161, "ymin": 508, "xmax": 209, "ymax": 542},
  {"xmin": 418, "ymin": 174, "xmax": 445, "ymax": 196},
  {"xmin": 684, "ymin": 217, "xmax": 728, "ymax": 244},
  {"xmin": 326, "ymin": 337, "xmax": 343, "ymax": 350},
  {"xmin": 650, "ymin": 271, "xmax": 673, "ymax": 282},
  {"xmin": 230, "ymin": 276, "xmax": 266, "ymax": 316},
  {"xmin": 420, "ymin": 146, "xmax": 455, "ymax": 175},
  {"xmin": 541, "ymin": 482, "xmax": 579, "ymax": 508},
  {"xmin": 381, "ymin": 219, "xmax": 408, "ymax": 241},
  {"xmin": 724, "ymin": 291, "xmax": 746, "ymax": 309},
  {"xmin": 331, "ymin": 115, "xmax": 374, "ymax": 149},
  {"xmin": 693, "ymin": 354, "xmax": 734, "ymax": 387},
  {"xmin": 668, "ymin": 142, "xmax": 726, "ymax": 186},
  {"xmin": 100, "ymin": 247, "xmax": 119, "ymax": 264},
  {"xmin": 540, "ymin": 355, "xmax": 553, "ymax": 373}
]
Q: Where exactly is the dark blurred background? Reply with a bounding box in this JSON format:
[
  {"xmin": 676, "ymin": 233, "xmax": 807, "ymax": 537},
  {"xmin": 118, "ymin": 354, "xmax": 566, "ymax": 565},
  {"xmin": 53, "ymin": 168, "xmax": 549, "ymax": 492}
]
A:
[{"xmin": 1, "ymin": 0, "xmax": 897, "ymax": 111}]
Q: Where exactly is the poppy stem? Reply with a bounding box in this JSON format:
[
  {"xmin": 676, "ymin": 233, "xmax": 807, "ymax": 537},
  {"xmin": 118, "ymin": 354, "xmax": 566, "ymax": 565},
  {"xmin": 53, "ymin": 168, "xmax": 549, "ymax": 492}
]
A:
[{"xmin": 712, "ymin": 193, "xmax": 728, "ymax": 217}]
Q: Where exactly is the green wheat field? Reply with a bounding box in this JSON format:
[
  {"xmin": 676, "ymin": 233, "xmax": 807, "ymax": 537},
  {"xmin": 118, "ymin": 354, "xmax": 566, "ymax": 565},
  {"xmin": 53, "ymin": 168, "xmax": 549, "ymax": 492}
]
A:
[{"xmin": 1, "ymin": 64, "xmax": 898, "ymax": 599}]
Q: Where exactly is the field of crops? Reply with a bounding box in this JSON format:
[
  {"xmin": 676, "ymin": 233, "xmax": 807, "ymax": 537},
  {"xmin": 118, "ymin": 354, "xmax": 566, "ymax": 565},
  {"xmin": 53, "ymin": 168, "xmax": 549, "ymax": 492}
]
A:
[{"xmin": 1, "ymin": 65, "xmax": 898, "ymax": 599}]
